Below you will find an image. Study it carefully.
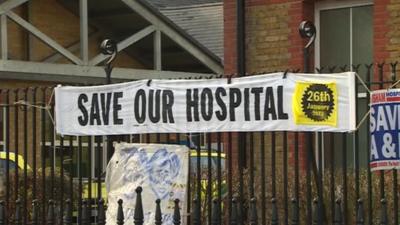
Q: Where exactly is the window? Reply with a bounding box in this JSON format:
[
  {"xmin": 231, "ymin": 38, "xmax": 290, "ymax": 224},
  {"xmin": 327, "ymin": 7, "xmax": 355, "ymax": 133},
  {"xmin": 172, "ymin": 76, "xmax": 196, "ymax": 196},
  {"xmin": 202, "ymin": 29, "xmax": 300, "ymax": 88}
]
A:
[{"xmin": 315, "ymin": 1, "xmax": 373, "ymax": 168}]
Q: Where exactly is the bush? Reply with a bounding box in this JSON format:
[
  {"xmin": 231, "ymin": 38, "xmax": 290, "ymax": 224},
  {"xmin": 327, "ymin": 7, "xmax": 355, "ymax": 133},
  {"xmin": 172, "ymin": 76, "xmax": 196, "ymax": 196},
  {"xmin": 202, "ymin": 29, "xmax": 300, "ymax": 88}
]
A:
[
  {"xmin": 231, "ymin": 168, "xmax": 399, "ymax": 225},
  {"xmin": 2, "ymin": 167, "xmax": 78, "ymax": 224}
]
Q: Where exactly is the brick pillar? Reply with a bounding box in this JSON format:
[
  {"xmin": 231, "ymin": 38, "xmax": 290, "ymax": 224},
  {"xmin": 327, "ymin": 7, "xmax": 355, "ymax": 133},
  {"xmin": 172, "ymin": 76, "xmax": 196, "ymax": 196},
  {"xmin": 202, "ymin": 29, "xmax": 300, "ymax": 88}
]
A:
[
  {"xmin": 223, "ymin": 0, "xmax": 240, "ymax": 183},
  {"xmin": 224, "ymin": 0, "xmax": 238, "ymax": 75},
  {"xmin": 373, "ymin": 0, "xmax": 392, "ymax": 82},
  {"xmin": 224, "ymin": 0, "xmax": 315, "ymax": 175},
  {"xmin": 373, "ymin": 0, "xmax": 390, "ymax": 63}
]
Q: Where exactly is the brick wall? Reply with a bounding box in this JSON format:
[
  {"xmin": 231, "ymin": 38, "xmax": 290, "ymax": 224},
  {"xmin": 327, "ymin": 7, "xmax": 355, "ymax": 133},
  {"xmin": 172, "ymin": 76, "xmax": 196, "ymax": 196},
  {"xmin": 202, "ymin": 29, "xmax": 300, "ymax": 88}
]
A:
[
  {"xmin": 224, "ymin": 0, "xmax": 314, "ymax": 74},
  {"xmin": 223, "ymin": 0, "xmax": 237, "ymax": 75},
  {"xmin": 224, "ymin": 0, "xmax": 314, "ymax": 174},
  {"xmin": 374, "ymin": 0, "xmax": 390, "ymax": 64},
  {"xmin": 246, "ymin": 2, "xmax": 292, "ymax": 73},
  {"xmin": 7, "ymin": 0, "xmax": 145, "ymax": 69},
  {"xmin": 0, "ymin": 80, "xmax": 56, "ymax": 167},
  {"xmin": 7, "ymin": 6, "xmax": 27, "ymax": 60},
  {"xmin": 224, "ymin": 0, "xmax": 400, "ymax": 177},
  {"xmin": 1, "ymin": 0, "xmax": 148, "ymax": 167},
  {"xmin": 375, "ymin": 0, "xmax": 399, "ymax": 81}
]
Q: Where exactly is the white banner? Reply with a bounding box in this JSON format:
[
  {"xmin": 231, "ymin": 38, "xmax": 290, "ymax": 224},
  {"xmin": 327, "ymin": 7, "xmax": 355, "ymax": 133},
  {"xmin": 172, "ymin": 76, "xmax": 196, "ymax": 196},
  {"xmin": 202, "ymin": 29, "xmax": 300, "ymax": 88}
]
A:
[
  {"xmin": 55, "ymin": 72, "xmax": 356, "ymax": 135},
  {"xmin": 105, "ymin": 143, "xmax": 189, "ymax": 225}
]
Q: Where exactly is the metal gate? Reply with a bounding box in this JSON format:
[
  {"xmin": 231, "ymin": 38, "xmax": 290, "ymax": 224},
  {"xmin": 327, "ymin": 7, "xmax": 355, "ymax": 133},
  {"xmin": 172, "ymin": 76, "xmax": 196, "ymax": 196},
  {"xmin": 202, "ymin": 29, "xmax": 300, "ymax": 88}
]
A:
[{"xmin": 0, "ymin": 61, "xmax": 399, "ymax": 225}]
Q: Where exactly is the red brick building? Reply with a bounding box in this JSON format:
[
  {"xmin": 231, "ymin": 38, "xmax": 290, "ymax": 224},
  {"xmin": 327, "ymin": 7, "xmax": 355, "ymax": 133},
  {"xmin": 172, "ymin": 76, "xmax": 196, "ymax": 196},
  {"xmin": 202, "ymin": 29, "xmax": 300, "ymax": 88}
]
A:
[
  {"xmin": 223, "ymin": 0, "xmax": 388, "ymax": 73},
  {"xmin": 0, "ymin": 0, "xmax": 224, "ymax": 175},
  {"xmin": 223, "ymin": 0, "xmax": 393, "ymax": 170}
]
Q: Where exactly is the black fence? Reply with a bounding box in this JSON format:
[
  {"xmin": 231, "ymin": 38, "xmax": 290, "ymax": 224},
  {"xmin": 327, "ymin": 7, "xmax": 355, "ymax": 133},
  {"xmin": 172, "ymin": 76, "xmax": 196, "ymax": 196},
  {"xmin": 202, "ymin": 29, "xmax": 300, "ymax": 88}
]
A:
[
  {"xmin": 0, "ymin": 186, "xmax": 183, "ymax": 225},
  {"xmin": 0, "ymin": 62, "xmax": 399, "ymax": 225}
]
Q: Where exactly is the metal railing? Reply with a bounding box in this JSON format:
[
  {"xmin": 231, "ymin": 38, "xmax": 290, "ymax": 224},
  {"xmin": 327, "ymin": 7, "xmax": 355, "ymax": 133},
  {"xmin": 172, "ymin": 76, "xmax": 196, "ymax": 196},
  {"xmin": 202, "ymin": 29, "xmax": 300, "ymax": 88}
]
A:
[
  {"xmin": 0, "ymin": 62, "xmax": 399, "ymax": 225},
  {"xmin": 0, "ymin": 187, "xmax": 183, "ymax": 225}
]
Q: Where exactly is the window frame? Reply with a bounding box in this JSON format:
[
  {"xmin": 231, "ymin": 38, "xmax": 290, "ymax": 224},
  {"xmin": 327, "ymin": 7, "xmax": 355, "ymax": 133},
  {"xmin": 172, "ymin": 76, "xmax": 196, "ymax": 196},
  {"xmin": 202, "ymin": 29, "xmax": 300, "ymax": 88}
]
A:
[
  {"xmin": 314, "ymin": 0, "xmax": 373, "ymax": 70},
  {"xmin": 314, "ymin": 0, "xmax": 373, "ymax": 170}
]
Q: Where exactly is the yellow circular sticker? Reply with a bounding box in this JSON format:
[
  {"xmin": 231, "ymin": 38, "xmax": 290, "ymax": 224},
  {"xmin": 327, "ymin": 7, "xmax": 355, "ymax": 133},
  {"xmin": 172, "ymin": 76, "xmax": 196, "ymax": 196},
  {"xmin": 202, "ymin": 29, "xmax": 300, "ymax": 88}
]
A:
[{"xmin": 293, "ymin": 82, "xmax": 337, "ymax": 126}]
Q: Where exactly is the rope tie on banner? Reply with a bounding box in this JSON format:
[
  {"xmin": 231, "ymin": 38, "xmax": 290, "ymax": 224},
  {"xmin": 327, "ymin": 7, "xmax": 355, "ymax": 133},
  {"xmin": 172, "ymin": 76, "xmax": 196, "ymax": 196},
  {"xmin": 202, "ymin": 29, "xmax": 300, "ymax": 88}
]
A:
[
  {"xmin": 1, "ymin": 72, "xmax": 390, "ymax": 134},
  {"xmin": 354, "ymin": 72, "xmax": 371, "ymax": 94},
  {"xmin": 282, "ymin": 70, "xmax": 289, "ymax": 79},
  {"xmin": 12, "ymin": 89, "xmax": 58, "ymax": 151},
  {"xmin": 354, "ymin": 72, "xmax": 372, "ymax": 132},
  {"xmin": 388, "ymin": 78, "xmax": 400, "ymax": 90},
  {"xmin": 353, "ymin": 71, "xmax": 400, "ymax": 131},
  {"xmin": 3, "ymin": 89, "xmax": 56, "ymax": 126},
  {"xmin": 356, "ymin": 111, "xmax": 370, "ymax": 131}
]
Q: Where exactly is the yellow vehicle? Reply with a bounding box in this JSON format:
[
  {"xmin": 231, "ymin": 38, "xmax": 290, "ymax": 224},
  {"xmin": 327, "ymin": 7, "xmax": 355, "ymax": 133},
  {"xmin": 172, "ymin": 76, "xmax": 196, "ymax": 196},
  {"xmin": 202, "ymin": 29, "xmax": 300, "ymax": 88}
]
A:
[
  {"xmin": 82, "ymin": 177, "xmax": 107, "ymax": 201},
  {"xmin": 0, "ymin": 152, "xmax": 31, "ymax": 170},
  {"xmin": 0, "ymin": 152, "xmax": 31, "ymax": 196},
  {"xmin": 189, "ymin": 150, "xmax": 227, "ymax": 200}
]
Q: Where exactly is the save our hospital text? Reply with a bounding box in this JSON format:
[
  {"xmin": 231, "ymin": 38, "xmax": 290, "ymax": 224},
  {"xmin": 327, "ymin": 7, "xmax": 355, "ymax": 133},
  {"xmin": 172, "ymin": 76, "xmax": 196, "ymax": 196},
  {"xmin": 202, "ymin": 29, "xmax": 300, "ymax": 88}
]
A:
[
  {"xmin": 55, "ymin": 72, "xmax": 356, "ymax": 134},
  {"xmin": 76, "ymin": 85, "xmax": 289, "ymax": 126}
]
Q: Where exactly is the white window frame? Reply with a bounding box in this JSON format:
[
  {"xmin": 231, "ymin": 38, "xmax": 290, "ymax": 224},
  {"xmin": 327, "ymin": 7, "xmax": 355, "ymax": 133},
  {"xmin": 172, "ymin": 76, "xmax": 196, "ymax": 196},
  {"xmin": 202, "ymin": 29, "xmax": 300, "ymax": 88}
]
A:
[
  {"xmin": 314, "ymin": 0, "xmax": 373, "ymax": 171},
  {"xmin": 314, "ymin": 0, "xmax": 373, "ymax": 70}
]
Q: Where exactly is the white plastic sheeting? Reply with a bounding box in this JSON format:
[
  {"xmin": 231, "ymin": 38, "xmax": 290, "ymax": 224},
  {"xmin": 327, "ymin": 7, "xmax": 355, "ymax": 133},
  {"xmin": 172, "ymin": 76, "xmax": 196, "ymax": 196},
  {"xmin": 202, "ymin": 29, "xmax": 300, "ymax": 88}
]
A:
[{"xmin": 105, "ymin": 143, "xmax": 189, "ymax": 225}]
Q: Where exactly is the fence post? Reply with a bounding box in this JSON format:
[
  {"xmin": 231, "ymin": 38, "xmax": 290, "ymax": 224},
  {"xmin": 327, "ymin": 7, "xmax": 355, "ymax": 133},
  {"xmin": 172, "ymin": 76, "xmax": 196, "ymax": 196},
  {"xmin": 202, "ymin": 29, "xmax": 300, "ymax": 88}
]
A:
[
  {"xmin": 312, "ymin": 198, "xmax": 317, "ymax": 225},
  {"xmin": 98, "ymin": 199, "xmax": 106, "ymax": 225},
  {"xmin": 117, "ymin": 199, "xmax": 124, "ymax": 225},
  {"xmin": 55, "ymin": 203, "xmax": 62, "ymax": 225},
  {"xmin": 249, "ymin": 198, "xmax": 257, "ymax": 225},
  {"xmin": 356, "ymin": 199, "xmax": 364, "ymax": 225},
  {"xmin": 31, "ymin": 200, "xmax": 39, "ymax": 225},
  {"xmin": 271, "ymin": 198, "xmax": 278, "ymax": 225},
  {"xmin": 155, "ymin": 199, "xmax": 162, "ymax": 225},
  {"xmin": 237, "ymin": 197, "xmax": 243, "ymax": 225},
  {"xmin": 230, "ymin": 198, "xmax": 238, "ymax": 225},
  {"xmin": 333, "ymin": 199, "xmax": 342, "ymax": 225},
  {"xmin": 173, "ymin": 199, "xmax": 181, "ymax": 225},
  {"xmin": 15, "ymin": 199, "xmax": 21, "ymax": 225},
  {"xmin": 291, "ymin": 198, "xmax": 299, "ymax": 225},
  {"xmin": 211, "ymin": 199, "xmax": 220, "ymax": 225},
  {"xmin": 134, "ymin": 187, "xmax": 144, "ymax": 225},
  {"xmin": 379, "ymin": 199, "xmax": 387, "ymax": 225},
  {"xmin": 312, "ymin": 198, "xmax": 322, "ymax": 225},
  {"xmin": 63, "ymin": 199, "xmax": 72, "ymax": 225},
  {"xmin": 192, "ymin": 198, "xmax": 200, "ymax": 225},
  {"xmin": 0, "ymin": 201, "xmax": 4, "ymax": 225},
  {"xmin": 47, "ymin": 200, "xmax": 54, "ymax": 225},
  {"xmin": 82, "ymin": 200, "xmax": 89, "ymax": 225}
]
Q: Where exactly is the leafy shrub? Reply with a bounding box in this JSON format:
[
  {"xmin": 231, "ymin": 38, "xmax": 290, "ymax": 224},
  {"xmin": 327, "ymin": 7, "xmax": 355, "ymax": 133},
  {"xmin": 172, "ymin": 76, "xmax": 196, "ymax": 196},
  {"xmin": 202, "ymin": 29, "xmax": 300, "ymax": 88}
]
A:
[
  {"xmin": 231, "ymin": 168, "xmax": 399, "ymax": 225},
  {"xmin": 2, "ymin": 167, "xmax": 78, "ymax": 224}
]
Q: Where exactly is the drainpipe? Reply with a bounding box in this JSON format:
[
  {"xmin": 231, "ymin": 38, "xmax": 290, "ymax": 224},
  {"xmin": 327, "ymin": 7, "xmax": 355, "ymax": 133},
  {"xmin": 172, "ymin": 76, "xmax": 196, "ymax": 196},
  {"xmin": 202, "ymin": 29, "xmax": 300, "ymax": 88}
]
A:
[
  {"xmin": 100, "ymin": 39, "xmax": 117, "ymax": 161},
  {"xmin": 236, "ymin": 0, "xmax": 246, "ymax": 225},
  {"xmin": 237, "ymin": 0, "xmax": 245, "ymax": 77}
]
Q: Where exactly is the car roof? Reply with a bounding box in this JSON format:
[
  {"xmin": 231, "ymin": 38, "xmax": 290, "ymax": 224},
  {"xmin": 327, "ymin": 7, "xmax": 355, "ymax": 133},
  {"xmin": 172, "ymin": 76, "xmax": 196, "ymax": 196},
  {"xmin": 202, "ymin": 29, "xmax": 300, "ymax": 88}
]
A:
[{"xmin": 0, "ymin": 152, "xmax": 32, "ymax": 170}]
